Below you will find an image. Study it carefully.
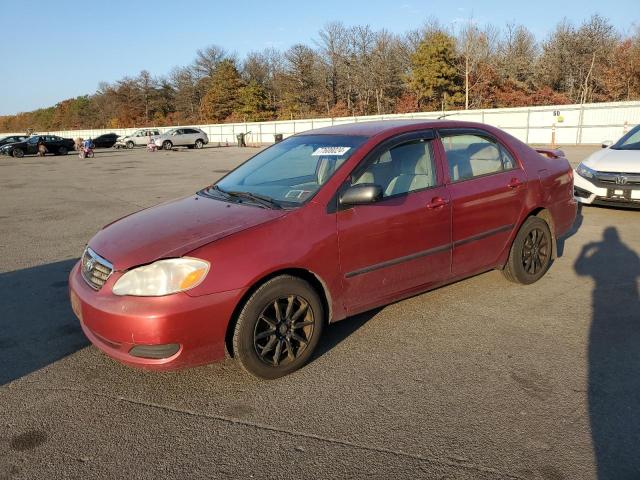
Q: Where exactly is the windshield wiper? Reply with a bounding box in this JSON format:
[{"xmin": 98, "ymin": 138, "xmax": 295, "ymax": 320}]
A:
[
  {"xmin": 213, "ymin": 186, "xmax": 282, "ymax": 209},
  {"xmin": 227, "ymin": 190, "xmax": 283, "ymax": 209}
]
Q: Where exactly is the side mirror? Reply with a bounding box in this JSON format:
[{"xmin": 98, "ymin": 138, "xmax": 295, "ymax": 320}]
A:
[
  {"xmin": 601, "ymin": 140, "xmax": 613, "ymax": 148},
  {"xmin": 339, "ymin": 184, "xmax": 383, "ymax": 206}
]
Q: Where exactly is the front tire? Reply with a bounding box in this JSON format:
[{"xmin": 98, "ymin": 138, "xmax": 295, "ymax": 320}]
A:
[
  {"xmin": 502, "ymin": 216, "xmax": 552, "ymax": 285},
  {"xmin": 126, "ymin": 141, "xmax": 135, "ymax": 149},
  {"xmin": 232, "ymin": 276, "xmax": 324, "ymax": 379},
  {"xmin": 162, "ymin": 140, "xmax": 173, "ymax": 151},
  {"xmin": 58, "ymin": 146, "xmax": 68, "ymax": 155},
  {"xmin": 13, "ymin": 148, "xmax": 24, "ymax": 158}
]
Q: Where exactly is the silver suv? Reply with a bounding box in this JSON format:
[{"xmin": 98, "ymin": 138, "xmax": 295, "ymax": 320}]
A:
[
  {"xmin": 153, "ymin": 128, "xmax": 209, "ymax": 150},
  {"xmin": 117, "ymin": 129, "xmax": 161, "ymax": 149}
]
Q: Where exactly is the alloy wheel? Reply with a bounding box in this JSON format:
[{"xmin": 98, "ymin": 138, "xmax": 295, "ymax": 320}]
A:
[
  {"xmin": 522, "ymin": 227, "xmax": 549, "ymax": 275},
  {"xmin": 253, "ymin": 295, "xmax": 315, "ymax": 367}
]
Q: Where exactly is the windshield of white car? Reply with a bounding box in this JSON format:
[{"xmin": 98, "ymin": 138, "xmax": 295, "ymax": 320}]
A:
[
  {"xmin": 204, "ymin": 134, "xmax": 367, "ymax": 207},
  {"xmin": 612, "ymin": 125, "xmax": 640, "ymax": 150}
]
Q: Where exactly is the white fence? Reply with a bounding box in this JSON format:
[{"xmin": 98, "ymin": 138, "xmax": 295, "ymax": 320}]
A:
[{"xmin": 4, "ymin": 100, "xmax": 639, "ymax": 145}]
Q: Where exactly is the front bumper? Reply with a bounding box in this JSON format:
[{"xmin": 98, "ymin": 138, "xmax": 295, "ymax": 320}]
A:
[
  {"xmin": 68, "ymin": 261, "xmax": 244, "ymax": 370},
  {"xmin": 573, "ymin": 172, "xmax": 640, "ymax": 208}
]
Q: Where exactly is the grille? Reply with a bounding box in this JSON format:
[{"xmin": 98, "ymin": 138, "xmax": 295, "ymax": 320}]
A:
[
  {"xmin": 81, "ymin": 247, "xmax": 113, "ymax": 291},
  {"xmin": 594, "ymin": 171, "xmax": 640, "ymax": 186}
]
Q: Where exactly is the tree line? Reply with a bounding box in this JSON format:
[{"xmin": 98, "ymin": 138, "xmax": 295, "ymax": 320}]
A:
[{"xmin": 1, "ymin": 15, "xmax": 639, "ymax": 133}]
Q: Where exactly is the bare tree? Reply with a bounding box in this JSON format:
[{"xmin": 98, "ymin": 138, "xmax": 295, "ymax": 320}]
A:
[
  {"xmin": 497, "ymin": 24, "xmax": 538, "ymax": 85},
  {"xmin": 456, "ymin": 21, "xmax": 498, "ymax": 109},
  {"xmin": 193, "ymin": 45, "xmax": 228, "ymax": 79}
]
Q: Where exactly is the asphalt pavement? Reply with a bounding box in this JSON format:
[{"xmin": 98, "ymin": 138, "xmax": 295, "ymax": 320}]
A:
[{"xmin": 1, "ymin": 144, "xmax": 638, "ymax": 480}]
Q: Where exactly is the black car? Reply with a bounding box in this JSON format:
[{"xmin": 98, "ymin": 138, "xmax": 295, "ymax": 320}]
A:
[
  {"xmin": 0, "ymin": 135, "xmax": 75, "ymax": 158},
  {"xmin": 0, "ymin": 135, "xmax": 28, "ymax": 147},
  {"xmin": 92, "ymin": 133, "xmax": 119, "ymax": 148}
]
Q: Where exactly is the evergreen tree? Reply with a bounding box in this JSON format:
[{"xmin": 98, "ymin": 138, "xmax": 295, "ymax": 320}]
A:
[
  {"xmin": 236, "ymin": 81, "xmax": 273, "ymax": 121},
  {"xmin": 200, "ymin": 59, "xmax": 244, "ymax": 122},
  {"xmin": 409, "ymin": 32, "xmax": 463, "ymax": 109}
]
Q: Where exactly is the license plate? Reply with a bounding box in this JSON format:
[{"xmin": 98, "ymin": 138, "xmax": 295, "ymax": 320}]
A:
[
  {"xmin": 607, "ymin": 188, "xmax": 630, "ymax": 200},
  {"xmin": 70, "ymin": 290, "xmax": 83, "ymax": 321}
]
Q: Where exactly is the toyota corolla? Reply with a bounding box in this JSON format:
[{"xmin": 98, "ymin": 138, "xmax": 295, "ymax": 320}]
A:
[{"xmin": 69, "ymin": 120, "xmax": 577, "ymax": 379}]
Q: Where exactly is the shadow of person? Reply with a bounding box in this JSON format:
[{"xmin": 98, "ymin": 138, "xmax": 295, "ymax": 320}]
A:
[
  {"xmin": 574, "ymin": 227, "xmax": 640, "ymax": 479},
  {"xmin": 0, "ymin": 259, "xmax": 87, "ymax": 385}
]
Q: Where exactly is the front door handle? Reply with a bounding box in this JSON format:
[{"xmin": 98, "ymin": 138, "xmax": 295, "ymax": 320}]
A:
[
  {"xmin": 427, "ymin": 196, "xmax": 449, "ymax": 209},
  {"xmin": 507, "ymin": 178, "xmax": 523, "ymax": 189}
]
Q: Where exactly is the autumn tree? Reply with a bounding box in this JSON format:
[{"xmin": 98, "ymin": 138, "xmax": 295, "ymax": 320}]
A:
[
  {"xmin": 603, "ymin": 34, "xmax": 640, "ymax": 100},
  {"xmin": 538, "ymin": 15, "xmax": 618, "ymax": 103}
]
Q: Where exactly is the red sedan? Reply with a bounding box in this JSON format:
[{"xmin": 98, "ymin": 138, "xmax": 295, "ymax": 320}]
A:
[{"xmin": 69, "ymin": 120, "xmax": 577, "ymax": 378}]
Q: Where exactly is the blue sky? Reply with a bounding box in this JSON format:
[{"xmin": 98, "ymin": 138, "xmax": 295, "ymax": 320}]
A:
[{"xmin": 0, "ymin": 0, "xmax": 637, "ymax": 115}]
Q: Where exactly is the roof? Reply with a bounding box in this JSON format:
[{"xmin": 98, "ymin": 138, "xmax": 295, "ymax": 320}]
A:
[{"xmin": 300, "ymin": 119, "xmax": 489, "ymax": 138}]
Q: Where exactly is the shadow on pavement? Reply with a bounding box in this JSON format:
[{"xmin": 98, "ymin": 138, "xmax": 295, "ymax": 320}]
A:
[
  {"xmin": 312, "ymin": 308, "xmax": 383, "ymax": 361},
  {"xmin": 0, "ymin": 259, "xmax": 86, "ymax": 385},
  {"xmin": 574, "ymin": 227, "xmax": 640, "ymax": 479},
  {"xmin": 557, "ymin": 203, "xmax": 583, "ymax": 257}
]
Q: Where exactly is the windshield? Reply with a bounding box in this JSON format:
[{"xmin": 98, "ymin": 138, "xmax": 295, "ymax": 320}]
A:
[
  {"xmin": 165, "ymin": 128, "xmax": 178, "ymax": 135},
  {"xmin": 208, "ymin": 134, "xmax": 367, "ymax": 207},
  {"xmin": 612, "ymin": 125, "xmax": 640, "ymax": 150}
]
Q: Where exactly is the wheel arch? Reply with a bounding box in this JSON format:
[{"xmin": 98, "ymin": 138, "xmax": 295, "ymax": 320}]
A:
[
  {"xmin": 224, "ymin": 267, "xmax": 332, "ymax": 358},
  {"xmin": 522, "ymin": 206, "xmax": 557, "ymax": 259}
]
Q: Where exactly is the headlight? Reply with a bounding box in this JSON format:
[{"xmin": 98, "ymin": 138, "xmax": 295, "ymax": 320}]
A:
[
  {"xmin": 112, "ymin": 258, "xmax": 209, "ymax": 296},
  {"xmin": 576, "ymin": 163, "xmax": 595, "ymax": 179}
]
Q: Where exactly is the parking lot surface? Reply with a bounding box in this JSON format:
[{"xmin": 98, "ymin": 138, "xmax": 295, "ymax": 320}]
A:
[{"xmin": 1, "ymin": 145, "xmax": 638, "ymax": 479}]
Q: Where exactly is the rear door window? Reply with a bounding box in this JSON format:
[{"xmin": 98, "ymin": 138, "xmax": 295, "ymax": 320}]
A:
[{"xmin": 440, "ymin": 133, "xmax": 516, "ymax": 182}]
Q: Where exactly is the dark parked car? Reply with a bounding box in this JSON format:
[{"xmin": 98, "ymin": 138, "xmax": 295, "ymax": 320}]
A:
[
  {"xmin": 0, "ymin": 135, "xmax": 28, "ymax": 147},
  {"xmin": 0, "ymin": 135, "xmax": 75, "ymax": 158},
  {"xmin": 92, "ymin": 133, "xmax": 119, "ymax": 148},
  {"xmin": 69, "ymin": 120, "xmax": 577, "ymax": 379}
]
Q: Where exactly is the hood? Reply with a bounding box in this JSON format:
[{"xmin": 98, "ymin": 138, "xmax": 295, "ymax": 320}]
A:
[
  {"xmin": 583, "ymin": 148, "xmax": 640, "ymax": 173},
  {"xmin": 89, "ymin": 195, "xmax": 287, "ymax": 270}
]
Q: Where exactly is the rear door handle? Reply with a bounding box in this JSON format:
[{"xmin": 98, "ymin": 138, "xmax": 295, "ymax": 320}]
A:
[
  {"xmin": 507, "ymin": 178, "xmax": 523, "ymax": 189},
  {"xmin": 427, "ymin": 196, "xmax": 449, "ymax": 209}
]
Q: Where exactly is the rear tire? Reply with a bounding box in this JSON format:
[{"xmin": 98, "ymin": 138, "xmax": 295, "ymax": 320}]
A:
[
  {"xmin": 194, "ymin": 139, "xmax": 204, "ymax": 149},
  {"xmin": 232, "ymin": 276, "xmax": 324, "ymax": 379},
  {"xmin": 13, "ymin": 148, "xmax": 24, "ymax": 158},
  {"xmin": 163, "ymin": 141, "xmax": 173, "ymax": 151},
  {"xmin": 502, "ymin": 216, "xmax": 552, "ymax": 285},
  {"xmin": 58, "ymin": 146, "xmax": 68, "ymax": 155}
]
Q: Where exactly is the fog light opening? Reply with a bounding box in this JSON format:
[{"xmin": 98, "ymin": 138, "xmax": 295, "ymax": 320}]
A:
[
  {"xmin": 129, "ymin": 344, "xmax": 181, "ymax": 359},
  {"xmin": 574, "ymin": 187, "xmax": 591, "ymax": 199}
]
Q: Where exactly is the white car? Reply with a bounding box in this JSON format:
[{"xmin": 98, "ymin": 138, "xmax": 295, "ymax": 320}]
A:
[
  {"xmin": 152, "ymin": 128, "xmax": 209, "ymax": 150},
  {"xmin": 574, "ymin": 124, "xmax": 640, "ymax": 208},
  {"xmin": 116, "ymin": 129, "xmax": 161, "ymax": 149}
]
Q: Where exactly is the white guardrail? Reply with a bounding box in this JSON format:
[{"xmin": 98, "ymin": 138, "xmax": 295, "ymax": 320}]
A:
[{"xmin": 3, "ymin": 100, "xmax": 640, "ymax": 145}]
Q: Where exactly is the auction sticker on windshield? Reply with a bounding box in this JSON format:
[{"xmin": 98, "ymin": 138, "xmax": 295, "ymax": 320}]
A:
[{"xmin": 312, "ymin": 146, "xmax": 351, "ymax": 156}]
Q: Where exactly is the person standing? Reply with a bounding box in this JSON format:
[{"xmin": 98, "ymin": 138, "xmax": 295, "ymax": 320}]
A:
[{"xmin": 37, "ymin": 138, "xmax": 47, "ymax": 157}]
